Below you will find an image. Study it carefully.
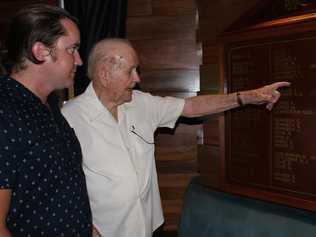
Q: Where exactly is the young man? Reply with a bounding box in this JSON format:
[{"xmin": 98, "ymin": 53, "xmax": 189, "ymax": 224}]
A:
[
  {"xmin": 0, "ymin": 4, "xmax": 92, "ymax": 236},
  {"xmin": 62, "ymin": 38, "xmax": 290, "ymax": 237}
]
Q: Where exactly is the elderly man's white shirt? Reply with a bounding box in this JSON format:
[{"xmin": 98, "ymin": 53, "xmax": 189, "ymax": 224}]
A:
[{"xmin": 61, "ymin": 83, "xmax": 184, "ymax": 237}]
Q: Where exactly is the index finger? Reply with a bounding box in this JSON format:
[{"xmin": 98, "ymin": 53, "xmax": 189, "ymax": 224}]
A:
[{"xmin": 270, "ymin": 81, "xmax": 291, "ymax": 90}]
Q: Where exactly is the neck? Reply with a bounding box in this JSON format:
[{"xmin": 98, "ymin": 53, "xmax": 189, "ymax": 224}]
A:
[
  {"xmin": 93, "ymin": 82, "xmax": 119, "ymax": 121},
  {"xmin": 10, "ymin": 69, "xmax": 51, "ymax": 104}
]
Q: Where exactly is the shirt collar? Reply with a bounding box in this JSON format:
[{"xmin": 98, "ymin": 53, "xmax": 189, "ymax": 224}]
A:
[
  {"xmin": 83, "ymin": 82, "xmax": 135, "ymax": 122},
  {"xmin": 82, "ymin": 82, "xmax": 108, "ymax": 122},
  {"xmin": 2, "ymin": 75, "xmax": 58, "ymax": 109}
]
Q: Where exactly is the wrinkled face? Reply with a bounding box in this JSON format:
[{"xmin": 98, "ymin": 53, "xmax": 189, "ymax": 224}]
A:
[
  {"xmin": 106, "ymin": 46, "xmax": 140, "ymax": 105},
  {"xmin": 46, "ymin": 18, "xmax": 82, "ymax": 90}
]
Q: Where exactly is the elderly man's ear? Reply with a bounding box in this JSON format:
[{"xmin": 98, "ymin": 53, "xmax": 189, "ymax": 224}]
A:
[{"xmin": 32, "ymin": 42, "xmax": 51, "ymax": 62}]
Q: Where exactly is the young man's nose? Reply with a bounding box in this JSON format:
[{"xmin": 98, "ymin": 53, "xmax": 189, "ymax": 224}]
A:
[{"xmin": 75, "ymin": 51, "xmax": 83, "ymax": 66}]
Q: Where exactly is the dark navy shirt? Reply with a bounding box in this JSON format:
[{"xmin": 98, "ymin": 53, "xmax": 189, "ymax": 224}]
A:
[{"xmin": 0, "ymin": 76, "xmax": 92, "ymax": 236}]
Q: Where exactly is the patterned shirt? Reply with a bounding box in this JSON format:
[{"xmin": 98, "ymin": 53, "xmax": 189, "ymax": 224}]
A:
[{"xmin": 0, "ymin": 76, "xmax": 92, "ymax": 236}]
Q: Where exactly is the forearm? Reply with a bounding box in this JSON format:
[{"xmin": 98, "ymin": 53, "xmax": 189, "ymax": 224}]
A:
[
  {"xmin": 182, "ymin": 81, "xmax": 290, "ymax": 117},
  {"xmin": 182, "ymin": 92, "xmax": 240, "ymax": 117}
]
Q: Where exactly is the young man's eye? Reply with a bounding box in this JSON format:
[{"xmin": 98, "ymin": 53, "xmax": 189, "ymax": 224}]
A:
[{"xmin": 66, "ymin": 46, "xmax": 79, "ymax": 55}]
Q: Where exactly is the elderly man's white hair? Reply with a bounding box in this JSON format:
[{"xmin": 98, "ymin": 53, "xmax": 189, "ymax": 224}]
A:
[{"xmin": 87, "ymin": 38, "xmax": 133, "ymax": 80}]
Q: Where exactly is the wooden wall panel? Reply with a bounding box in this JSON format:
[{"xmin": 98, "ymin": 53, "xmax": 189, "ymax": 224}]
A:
[
  {"xmin": 160, "ymin": 187, "xmax": 187, "ymax": 200},
  {"xmin": 132, "ymin": 39, "xmax": 198, "ymax": 70},
  {"xmin": 127, "ymin": 15, "xmax": 196, "ymax": 40},
  {"xmin": 161, "ymin": 200, "xmax": 184, "ymax": 231},
  {"xmin": 140, "ymin": 69, "xmax": 199, "ymax": 92},
  {"xmin": 203, "ymin": 116, "xmax": 220, "ymax": 146},
  {"xmin": 159, "ymin": 172, "xmax": 198, "ymax": 229},
  {"xmin": 196, "ymin": 0, "xmax": 258, "ymax": 41},
  {"xmin": 152, "ymin": 0, "xmax": 196, "ymax": 16},
  {"xmin": 198, "ymin": 144, "xmax": 221, "ymax": 188},
  {"xmin": 202, "ymin": 41, "xmax": 220, "ymax": 64},
  {"xmin": 159, "ymin": 173, "xmax": 198, "ymax": 188},
  {"xmin": 151, "ymin": 91, "xmax": 196, "ymax": 99},
  {"xmin": 127, "ymin": 0, "xmax": 152, "ymax": 16},
  {"xmin": 200, "ymin": 64, "xmax": 220, "ymax": 92},
  {"xmin": 157, "ymin": 159, "xmax": 197, "ymax": 173},
  {"xmin": 156, "ymin": 128, "xmax": 197, "ymax": 158}
]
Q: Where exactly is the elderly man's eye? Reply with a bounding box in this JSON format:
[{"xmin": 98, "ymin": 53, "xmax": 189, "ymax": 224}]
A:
[
  {"xmin": 136, "ymin": 66, "xmax": 141, "ymax": 75},
  {"xmin": 130, "ymin": 67, "xmax": 140, "ymax": 76}
]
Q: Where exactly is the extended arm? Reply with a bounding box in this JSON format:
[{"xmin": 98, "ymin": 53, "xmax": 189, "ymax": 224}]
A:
[
  {"xmin": 0, "ymin": 189, "xmax": 12, "ymax": 237},
  {"xmin": 182, "ymin": 81, "xmax": 290, "ymax": 118}
]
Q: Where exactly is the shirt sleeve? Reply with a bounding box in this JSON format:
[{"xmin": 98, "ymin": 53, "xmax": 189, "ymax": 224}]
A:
[{"xmin": 145, "ymin": 93, "xmax": 185, "ymax": 129}]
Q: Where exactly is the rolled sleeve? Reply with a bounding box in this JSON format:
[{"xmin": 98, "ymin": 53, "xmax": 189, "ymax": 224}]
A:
[{"xmin": 147, "ymin": 94, "xmax": 185, "ymax": 129}]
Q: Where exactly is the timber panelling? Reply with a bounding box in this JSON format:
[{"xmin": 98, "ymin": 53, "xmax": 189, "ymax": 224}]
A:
[
  {"xmin": 152, "ymin": 0, "xmax": 196, "ymax": 16},
  {"xmin": 140, "ymin": 69, "xmax": 199, "ymax": 92},
  {"xmin": 131, "ymin": 39, "xmax": 198, "ymax": 70},
  {"xmin": 127, "ymin": 0, "xmax": 152, "ymax": 16},
  {"xmin": 127, "ymin": 15, "xmax": 196, "ymax": 40},
  {"xmin": 199, "ymin": 64, "xmax": 220, "ymax": 92}
]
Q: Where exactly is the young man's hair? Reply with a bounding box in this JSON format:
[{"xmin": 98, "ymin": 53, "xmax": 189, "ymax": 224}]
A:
[{"xmin": 7, "ymin": 4, "xmax": 78, "ymax": 71}]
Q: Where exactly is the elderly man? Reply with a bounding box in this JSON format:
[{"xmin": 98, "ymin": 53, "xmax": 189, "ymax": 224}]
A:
[
  {"xmin": 0, "ymin": 4, "xmax": 92, "ymax": 237},
  {"xmin": 62, "ymin": 38, "xmax": 290, "ymax": 237}
]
